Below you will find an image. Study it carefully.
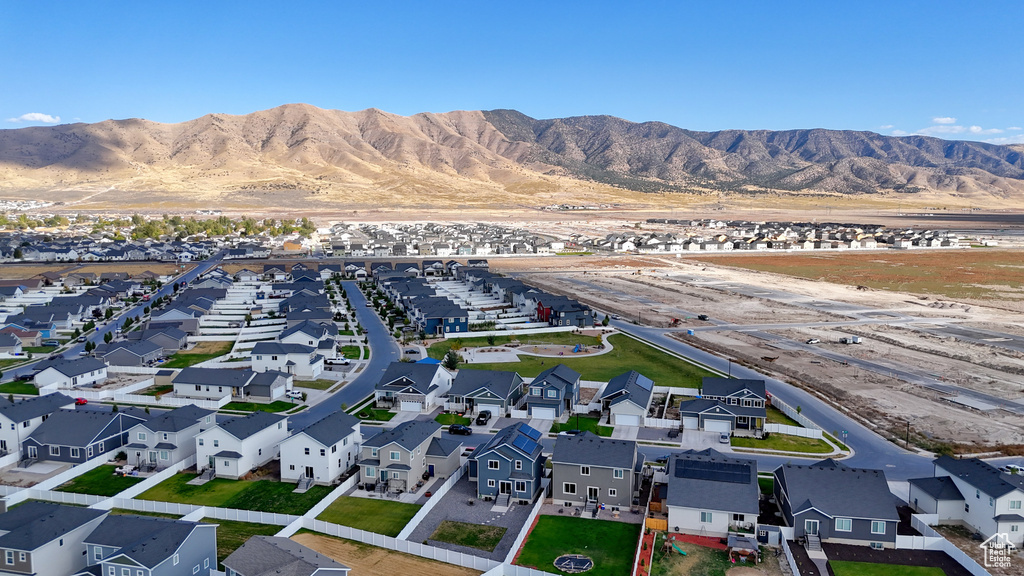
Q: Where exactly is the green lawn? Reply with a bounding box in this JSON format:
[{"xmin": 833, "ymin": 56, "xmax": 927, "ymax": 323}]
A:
[
  {"xmin": 429, "ymin": 333, "xmax": 602, "ymax": 360},
  {"xmin": 516, "ymin": 516, "xmax": 640, "ymax": 576},
  {"xmin": 340, "ymin": 345, "xmax": 363, "ymax": 359},
  {"xmin": 436, "ymin": 413, "xmax": 471, "ymax": 426},
  {"xmin": 552, "ymin": 416, "xmax": 613, "ymax": 437},
  {"xmin": 56, "ymin": 465, "xmax": 144, "ymax": 496},
  {"xmin": 109, "ymin": 508, "xmax": 182, "ymax": 519},
  {"xmin": 732, "ymin": 434, "xmax": 835, "ymax": 454},
  {"xmin": 221, "ymin": 400, "xmax": 296, "ymax": 413},
  {"xmin": 162, "ymin": 341, "xmax": 233, "ymax": 368},
  {"xmin": 316, "ymin": 496, "xmax": 421, "ymax": 537},
  {"xmin": 429, "ymin": 520, "xmax": 506, "ymax": 552},
  {"xmin": 24, "ymin": 346, "xmax": 58, "ymax": 354},
  {"xmin": 294, "ymin": 379, "xmax": 336, "ymax": 390},
  {"xmin": 758, "ymin": 477, "xmax": 774, "ymax": 495},
  {"xmin": 459, "ymin": 334, "xmax": 714, "ymax": 386},
  {"xmin": 355, "ymin": 407, "xmax": 395, "ymax": 421},
  {"xmin": 140, "ymin": 384, "xmax": 174, "ymax": 396},
  {"xmin": 0, "ymin": 358, "xmax": 27, "ymax": 369},
  {"xmin": 202, "ymin": 518, "xmax": 280, "ymax": 570},
  {"xmin": 830, "ymin": 561, "xmax": 946, "ymax": 576},
  {"xmin": 139, "ymin": 473, "xmax": 330, "ymax": 514},
  {"xmin": 766, "ymin": 406, "xmax": 801, "ymax": 426},
  {"xmin": 0, "ymin": 381, "xmax": 39, "ymax": 395}
]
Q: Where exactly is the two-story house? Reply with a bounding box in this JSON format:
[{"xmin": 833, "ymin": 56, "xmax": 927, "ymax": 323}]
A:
[
  {"xmin": 469, "ymin": 423, "xmax": 544, "ymax": 504},
  {"xmin": 280, "ymin": 410, "xmax": 361, "ymax": 486},
  {"xmin": 195, "ymin": 412, "xmax": 289, "ymax": 479},
  {"xmin": 32, "ymin": 357, "xmax": 108, "ymax": 392},
  {"xmin": 374, "ymin": 362, "xmax": 453, "ymax": 413},
  {"xmin": 251, "ymin": 342, "xmax": 325, "ymax": 379},
  {"xmin": 551, "ymin": 432, "xmax": 638, "ymax": 513},
  {"xmin": 278, "ymin": 320, "xmax": 339, "ymax": 361},
  {"xmin": 124, "ymin": 404, "xmax": 216, "ymax": 470},
  {"xmin": 358, "ymin": 420, "xmax": 462, "ymax": 494},
  {"xmin": 0, "ymin": 393, "xmax": 75, "ymax": 457},
  {"xmin": 666, "ymin": 449, "xmax": 760, "ymax": 538},
  {"xmin": 0, "ymin": 502, "xmax": 107, "ymax": 576},
  {"xmin": 599, "ymin": 370, "xmax": 655, "ymax": 427},
  {"xmin": 524, "ymin": 364, "xmax": 581, "ymax": 420},
  {"xmin": 446, "ymin": 369, "xmax": 525, "ymax": 417},
  {"xmin": 678, "ymin": 377, "xmax": 767, "ymax": 437},
  {"xmin": 23, "ymin": 409, "xmax": 148, "ymax": 464},
  {"xmin": 76, "ymin": 514, "xmax": 217, "ymax": 576}
]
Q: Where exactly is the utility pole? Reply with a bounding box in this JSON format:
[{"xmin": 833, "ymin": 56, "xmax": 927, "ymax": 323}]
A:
[{"xmin": 905, "ymin": 421, "xmax": 910, "ymax": 449}]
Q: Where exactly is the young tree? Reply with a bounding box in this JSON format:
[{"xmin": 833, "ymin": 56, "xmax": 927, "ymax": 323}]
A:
[
  {"xmin": 486, "ymin": 335, "xmax": 497, "ymax": 346},
  {"xmin": 602, "ymin": 314, "xmax": 610, "ymax": 326},
  {"xmin": 442, "ymin": 349, "xmax": 462, "ymax": 371},
  {"xmin": 111, "ymin": 403, "xmax": 119, "ymax": 413},
  {"xmin": 104, "ymin": 332, "xmax": 113, "ymax": 343},
  {"xmin": 104, "ymin": 308, "xmax": 114, "ymax": 320}
]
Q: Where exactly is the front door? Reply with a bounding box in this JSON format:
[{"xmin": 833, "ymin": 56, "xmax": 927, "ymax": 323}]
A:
[
  {"xmin": 804, "ymin": 519, "xmax": 819, "ymax": 536},
  {"xmin": 0, "ymin": 440, "xmax": 6, "ymax": 452},
  {"xmin": 499, "ymin": 481, "xmax": 512, "ymax": 495},
  {"xmin": 149, "ymin": 451, "xmax": 158, "ymax": 463},
  {"xmin": 305, "ymin": 466, "xmax": 314, "ymax": 479},
  {"xmin": 27, "ymin": 445, "xmax": 37, "ymax": 459},
  {"xmin": 209, "ymin": 455, "xmax": 215, "ymax": 470},
  {"xmin": 587, "ymin": 486, "xmax": 599, "ymax": 502}
]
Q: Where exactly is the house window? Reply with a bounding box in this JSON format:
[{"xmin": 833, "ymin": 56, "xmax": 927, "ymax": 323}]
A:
[
  {"xmin": 289, "ymin": 465, "xmax": 295, "ymax": 470},
  {"xmin": 976, "ymin": 489, "xmax": 980, "ymax": 499},
  {"xmin": 580, "ymin": 466, "xmax": 590, "ymax": 476},
  {"xmin": 205, "ymin": 558, "xmax": 210, "ymax": 568},
  {"xmin": 122, "ymin": 569, "xmax": 130, "ymax": 576},
  {"xmin": 1011, "ymin": 501, "xmax": 1022, "ymax": 510},
  {"xmin": 173, "ymin": 554, "xmax": 179, "ymax": 565},
  {"xmin": 371, "ymin": 448, "xmax": 378, "ymax": 457},
  {"xmin": 305, "ymin": 448, "xmax": 310, "ymax": 455},
  {"xmin": 488, "ymin": 479, "xmax": 496, "ymax": 487},
  {"xmin": 392, "ymin": 471, "xmax": 401, "ymax": 479},
  {"xmin": 870, "ymin": 542, "xmax": 884, "ymax": 550},
  {"xmin": 5, "ymin": 550, "xmax": 11, "ymax": 564},
  {"xmin": 516, "ymin": 481, "xmax": 527, "ymax": 492},
  {"xmin": 390, "ymin": 451, "xmax": 400, "ymax": 461},
  {"xmin": 488, "ymin": 460, "xmax": 500, "ymax": 470},
  {"xmin": 614, "ymin": 468, "xmax": 624, "ymax": 479},
  {"xmin": 563, "ymin": 482, "xmax": 576, "ymax": 495},
  {"xmin": 99, "ymin": 444, "xmax": 105, "ymax": 453},
  {"xmin": 700, "ymin": 512, "xmax": 713, "ymax": 523},
  {"xmin": 835, "ymin": 518, "xmax": 852, "ymax": 532},
  {"xmin": 515, "ymin": 460, "xmax": 523, "ymax": 470},
  {"xmin": 609, "ymin": 488, "xmax": 617, "ymax": 497},
  {"xmin": 366, "ymin": 467, "xmax": 376, "ymax": 478},
  {"xmin": 88, "ymin": 446, "xmax": 93, "ymax": 457},
  {"xmin": 198, "ymin": 439, "xmax": 204, "ymax": 446},
  {"xmin": 320, "ymin": 449, "xmax": 326, "ymax": 456},
  {"xmin": 546, "ymin": 390, "xmax": 557, "ymax": 398},
  {"xmin": 989, "ymin": 497, "xmax": 994, "ymax": 506},
  {"xmin": 95, "ymin": 547, "xmax": 103, "ymax": 560},
  {"xmin": 195, "ymin": 385, "xmax": 202, "ymax": 391},
  {"xmin": 109, "ymin": 568, "xmax": 115, "ymax": 576},
  {"xmin": 965, "ymin": 503, "xmax": 970, "ymax": 512},
  {"xmin": 160, "ymin": 451, "xmax": 169, "ymax": 460},
  {"xmin": 224, "ymin": 461, "xmax": 230, "ymax": 466},
  {"xmin": 871, "ymin": 521, "xmax": 886, "ymax": 534},
  {"xmin": 531, "ymin": 387, "xmax": 542, "ymax": 396},
  {"xmin": 137, "ymin": 432, "xmax": 147, "ymax": 441},
  {"xmin": 193, "ymin": 565, "xmax": 200, "ymax": 574},
  {"xmin": 213, "ymin": 440, "xmax": 219, "ymax": 447},
  {"xmin": 49, "ymin": 446, "xmax": 60, "ymax": 456},
  {"xmin": 1012, "ymin": 525, "xmax": 1019, "ymax": 532}
]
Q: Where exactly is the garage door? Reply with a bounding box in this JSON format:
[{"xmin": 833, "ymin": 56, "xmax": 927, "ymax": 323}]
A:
[
  {"xmin": 400, "ymin": 401, "xmax": 423, "ymax": 412},
  {"xmin": 477, "ymin": 403, "xmax": 503, "ymax": 417},
  {"xmin": 682, "ymin": 417, "xmax": 699, "ymax": 430},
  {"xmin": 531, "ymin": 407, "xmax": 556, "ymax": 420},
  {"xmin": 615, "ymin": 414, "xmax": 640, "ymax": 427},
  {"xmin": 704, "ymin": 419, "xmax": 732, "ymax": 434}
]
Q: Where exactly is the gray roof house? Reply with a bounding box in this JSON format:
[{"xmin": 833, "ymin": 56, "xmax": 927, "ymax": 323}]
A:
[
  {"xmin": 666, "ymin": 449, "xmax": 759, "ymax": 537},
  {"xmin": 600, "ymin": 370, "xmax": 655, "ymax": 426},
  {"xmin": 125, "ymin": 326, "xmax": 189, "ymax": 355},
  {"xmin": 359, "ymin": 420, "xmax": 462, "ymax": 494},
  {"xmin": 172, "ymin": 367, "xmax": 258, "ymax": 402},
  {"xmin": 95, "ymin": 339, "xmax": 163, "ymax": 367},
  {"xmin": 678, "ymin": 398, "xmax": 765, "ymax": 437},
  {"xmin": 223, "ymin": 535, "xmax": 349, "ymax": 576},
  {"xmin": 0, "ymin": 393, "xmax": 76, "ymax": 457},
  {"xmin": 551, "ymin": 432, "xmax": 638, "ymax": 511},
  {"xmin": 374, "ymin": 361, "xmax": 453, "ymax": 412},
  {"xmin": 446, "ymin": 369, "xmax": 525, "ymax": 416},
  {"xmin": 23, "ymin": 409, "xmax": 147, "ymax": 464},
  {"xmin": 196, "ymin": 411, "xmax": 289, "ymax": 480},
  {"xmin": 76, "ymin": 514, "xmax": 217, "ymax": 576},
  {"xmin": 0, "ymin": 502, "xmax": 107, "ymax": 576},
  {"xmin": 125, "ymin": 404, "xmax": 216, "ymax": 470},
  {"xmin": 281, "ymin": 410, "xmax": 362, "ymax": 486},
  {"xmin": 469, "ymin": 423, "xmax": 545, "ymax": 503},
  {"xmin": 524, "ymin": 364, "xmax": 581, "ymax": 419},
  {"xmin": 773, "ymin": 459, "xmax": 899, "ymax": 548},
  {"xmin": 32, "ymin": 357, "xmax": 108, "ymax": 391}
]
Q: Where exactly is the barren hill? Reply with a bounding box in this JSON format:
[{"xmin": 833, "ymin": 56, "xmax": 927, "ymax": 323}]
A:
[{"xmin": 1, "ymin": 103, "xmax": 1022, "ymax": 209}]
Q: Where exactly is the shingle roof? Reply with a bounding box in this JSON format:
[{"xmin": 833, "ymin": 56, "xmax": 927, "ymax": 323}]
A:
[
  {"xmin": 215, "ymin": 450, "xmax": 243, "ymax": 459},
  {"xmin": 139, "ymin": 404, "xmax": 214, "ymax": 433},
  {"xmin": 475, "ymin": 423, "xmax": 542, "ymax": 462},
  {"xmin": 216, "ymin": 411, "xmax": 287, "ymax": 441},
  {"xmin": 553, "ymin": 432, "xmax": 636, "ymax": 469},
  {"xmin": 677, "ymin": 398, "xmax": 766, "ymax": 418},
  {"xmin": 532, "ymin": 364, "xmax": 581, "ymax": 393},
  {"xmin": 99, "ymin": 340, "xmax": 162, "ymax": 358},
  {"xmin": 252, "ymin": 341, "xmax": 316, "ymax": 355},
  {"xmin": 934, "ymin": 455, "xmax": 1024, "ymax": 498},
  {"xmin": 700, "ymin": 377, "xmax": 766, "ymax": 399},
  {"xmin": 426, "ymin": 437, "xmax": 463, "ymax": 458},
  {"xmin": 34, "ymin": 357, "xmax": 107, "ymax": 378},
  {"xmin": 27, "ymin": 409, "xmax": 141, "ymax": 447},
  {"xmin": 280, "ymin": 320, "xmax": 336, "ymax": 340},
  {"xmin": 667, "ymin": 449, "xmax": 759, "ymax": 514},
  {"xmin": 776, "ymin": 461, "xmax": 899, "ymax": 521},
  {"xmin": 0, "ymin": 393, "xmax": 75, "ymax": 424},
  {"xmin": 376, "ymin": 362, "xmax": 443, "ymax": 394},
  {"xmin": 0, "ymin": 501, "xmax": 106, "ymax": 551},
  {"xmin": 364, "ymin": 420, "xmax": 441, "ymax": 451},
  {"xmin": 602, "ymin": 370, "xmax": 655, "ymax": 408},
  {"xmin": 224, "ymin": 535, "xmax": 349, "ymax": 576},
  {"xmin": 173, "ymin": 367, "xmax": 255, "ymax": 388},
  {"xmin": 449, "ymin": 369, "xmax": 522, "ymax": 400},
  {"xmin": 909, "ymin": 476, "xmax": 965, "ymax": 501},
  {"xmin": 294, "ymin": 410, "xmax": 360, "ymax": 447},
  {"xmin": 84, "ymin": 514, "xmax": 207, "ymax": 568}
]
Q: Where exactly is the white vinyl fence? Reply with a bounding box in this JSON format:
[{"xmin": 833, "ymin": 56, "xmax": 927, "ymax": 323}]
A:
[
  {"xmin": 905, "ymin": 514, "xmax": 991, "ymax": 576},
  {"xmin": 764, "ymin": 423, "xmax": 823, "ymax": 439},
  {"xmin": 768, "ymin": 397, "xmax": 821, "ymax": 430},
  {"xmin": 503, "ymin": 479, "xmax": 548, "ymax": 564},
  {"xmin": 644, "ymin": 417, "xmax": 679, "ymax": 429},
  {"xmin": 396, "ymin": 463, "xmax": 466, "ymax": 540}
]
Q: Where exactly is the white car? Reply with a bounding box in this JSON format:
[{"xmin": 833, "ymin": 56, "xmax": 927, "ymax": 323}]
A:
[
  {"xmin": 285, "ymin": 390, "xmax": 303, "ymax": 400},
  {"xmin": 806, "ymin": 338, "xmax": 821, "ymax": 344}
]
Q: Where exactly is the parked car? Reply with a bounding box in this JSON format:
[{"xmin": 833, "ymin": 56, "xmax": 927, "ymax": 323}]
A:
[
  {"xmin": 558, "ymin": 429, "xmax": 582, "ymax": 436},
  {"xmin": 654, "ymin": 454, "xmax": 670, "ymax": 465},
  {"xmin": 719, "ymin": 432, "xmax": 730, "ymax": 444},
  {"xmin": 697, "ymin": 314, "xmax": 710, "ymax": 321},
  {"xmin": 43, "ymin": 340, "xmax": 60, "ymax": 346},
  {"xmin": 806, "ymin": 338, "xmax": 821, "ymax": 344},
  {"xmin": 448, "ymin": 424, "xmax": 472, "ymax": 436},
  {"xmin": 76, "ymin": 335, "xmax": 87, "ymax": 342},
  {"xmin": 475, "ymin": 410, "xmax": 492, "ymax": 425},
  {"xmin": 16, "ymin": 374, "xmax": 32, "ymax": 381},
  {"xmin": 75, "ymin": 397, "xmax": 88, "ymax": 406},
  {"xmin": 285, "ymin": 390, "xmax": 303, "ymax": 399}
]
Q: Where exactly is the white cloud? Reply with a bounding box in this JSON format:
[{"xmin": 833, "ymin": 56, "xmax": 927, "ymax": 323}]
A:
[
  {"xmin": 969, "ymin": 125, "xmax": 1002, "ymax": 134},
  {"xmin": 932, "ymin": 116, "xmax": 957, "ymax": 124},
  {"xmin": 917, "ymin": 124, "xmax": 967, "ymax": 136},
  {"xmin": 983, "ymin": 135, "xmax": 1024, "ymax": 145},
  {"xmin": 879, "ymin": 124, "xmax": 894, "ymax": 129},
  {"xmin": 6, "ymin": 112, "xmax": 61, "ymax": 124},
  {"xmin": 1009, "ymin": 127, "xmax": 1022, "ymax": 131},
  {"xmin": 891, "ymin": 129, "xmax": 908, "ymax": 136}
]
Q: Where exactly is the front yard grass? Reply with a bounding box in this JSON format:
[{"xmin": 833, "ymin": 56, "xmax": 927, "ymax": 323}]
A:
[
  {"xmin": 429, "ymin": 520, "xmax": 506, "ymax": 552},
  {"xmin": 221, "ymin": 400, "xmax": 296, "ymax": 413},
  {"xmin": 162, "ymin": 340, "xmax": 233, "ymax": 368},
  {"xmin": 731, "ymin": 434, "xmax": 834, "ymax": 454},
  {"xmin": 516, "ymin": 516, "xmax": 639, "ymax": 576},
  {"xmin": 56, "ymin": 465, "xmax": 144, "ymax": 496},
  {"xmin": 295, "ymin": 379, "xmax": 336, "ymax": 390},
  {"xmin": 0, "ymin": 381, "xmax": 39, "ymax": 395},
  {"xmin": 356, "ymin": 407, "xmax": 395, "ymax": 421},
  {"xmin": 203, "ymin": 518, "xmax": 280, "ymax": 570},
  {"xmin": 0, "ymin": 358, "xmax": 26, "ymax": 369},
  {"xmin": 316, "ymin": 496, "xmax": 421, "ymax": 537},
  {"xmin": 551, "ymin": 415, "xmax": 613, "ymax": 437},
  {"xmin": 830, "ymin": 561, "xmax": 945, "ymax": 576},
  {"xmin": 139, "ymin": 473, "xmax": 330, "ymax": 514},
  {"xmin": 340, "ymin": 345, "xmax": 363, "ymax": 359},
  {"xmin": 435, "ymin": 412, "xmax": 471, "ymax": 426},
  {"xmin": 461, "ymin": 334, "xmax": 713, "ymax": 386}
]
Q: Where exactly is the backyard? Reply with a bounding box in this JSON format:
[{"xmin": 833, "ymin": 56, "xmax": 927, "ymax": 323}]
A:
[
  {"xmin": 292, "ymin": 531, "xmax": 482, "ymax": 576},
  {"xmin": 138, "ymin": 473, "xmax": 331, "ymax": 514},
  {"xmin": 162, "ymin": 340, "xmax": 233, "ymax": 368},
  {"xmin": 515, "ymin": 516, "xmax": 640, "ymax": 576},
  {"xmin": 0, "ymin": 381, "xmax": 39, "ymax": 395},
  {"xmin": 459, "ymin": 334, "xmax": 714, "ymax": 386},
  {"xmin": 204, "ymin": 518, "xmax": 280, "ymax": 570},
  {"xmin": 55, "ymin": 465, "xmax": 144, "ymax": 497},
  {"xmin": 830, "ymin": 561, "xmax": 945, "ymax": 576},
  {"xmin": 429, "ymin": 520, "xmax": 506, "ymax": 552},
  {"xmin": 316, "ymin": 496, "xmax": 421, "ymax": 537},
  {"xmin": 551, "ymin": 415, "xmax": 613, "ymax": 437}
]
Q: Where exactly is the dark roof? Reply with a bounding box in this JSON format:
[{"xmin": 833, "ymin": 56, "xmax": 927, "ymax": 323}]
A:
[
  {"xmin": 449, "ymin": 369, "xmax": 522, "ymax": 400},
  {"xmin": 0, "ymin": 501, "xmax": 106, "ymax": 551},
  {"xmin": 280, "ymin": 320, "xmax": 336, "ymax": 340},
  {"xmin": 27, "ymin": 409, "xmax": 142, "ymax": 446},
  {"xmin": 677, "ymin": 398, "xmax": 766, "ymax": 419},
  {"xmin": 215, "ymin": 450, "xmax": 244, "ymax": 459},
  {"xmin": 173, "ymin": 367, "xmax": 255, "ymax": 388},
  {"xmin": 294, "ymin": 410, "xmax": 360, "ymax": 447},
  {"xmin": 553, "ymin": 432, "xmax": 636, "ymax": 469},
  {"xmin": 700, "ymin": 377, "xmax": 766, "ymax": 399},
  {"xmin": 909, "ymin": 477, "xmax": 965, "ymax": 501},
  {"xmin": 84, "ymin": 514, "xmax": 208, "ymax": 568},
  {"xmin": 602, "ymin": 370, "xmax": 655, "ymax": 408},
  {"xmin": 775, "ymin": 461, "xmax": 899, "ymax": 521},
  {"xmin": 364, "ymin": 420, "xmax": 441, "ymax": 451},
  {"xmin": 376, "ymin": 362, "xmax": 444, "ymax": 394},
  {"xmin": 98, "ymin": 340, "xmax": 162, "ymax": 358},
  {"xmin": 427, "ymin": 437, "xmax": 463, "ymax": 458},
  {"xmin": 252, "ymin": 341, "xmax": 316, "ymax": 355},
  {"xmin": 0, "ymin": 393, "xmax": 75, "ymax": 423},
  {"xmin": 532, "ymin": 364, "xmax": 581, "ymax": 392},
  {"xmin": 223, "ymin": 535, "xmax": 349, "ymax": 576},
  {"xmin": 34, "ymin": 357, "xmax": 107, "ymax": 377},
  {"xmin": 934, "ymin": 455, "xmax": 1024, "ymax": 498},
  {"xmin": 250, "ymin": 371, "xmax": 289, "ymax": 387},
  {"xmin": 667, "ymin": 449, "xmax": 759, "ymax": 514},
  {"xmin": 474, "ymin": 422, "xmax": 542, "ymax": 462},
  {"xmin": 216, "ymin": 411, "xmax": 287, "ymax": 441},
  {"xmin": 138, "ymin": 404, "xmax": 214, "ymax": 433}
]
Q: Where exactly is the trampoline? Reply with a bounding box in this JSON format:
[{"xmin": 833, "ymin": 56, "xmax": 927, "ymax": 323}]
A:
[{"xmin": 553, "ymin": 554, "xmax": 594, "ymax": 573}]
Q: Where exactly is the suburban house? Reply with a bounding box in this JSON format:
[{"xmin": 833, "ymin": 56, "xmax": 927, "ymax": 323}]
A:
[
  {"xmin": 278, "ymin": 320, "xmax": 338, "ymax": 360},
  {"xmin": 124, "ymin": 404, "xmax": 216, "ymax": 470},
  {"xmin": 599, "ymin": 370, "xmax": 655, "ymax": 426},
  {"xmin": 251, "ymin": 341, "xmax": 325, "ymax": 379},
  {"xmin": 125, "ymin": 326, "xmax": 189, "ymax": 355},
  {"xmin": 94, "ymin": 339, "xmax": 163, "ymax": 367},
  {"xmin": 0, "ymin": 333, "xmax": 22, "ymax": 356},
  {"xmin": 675, "ymin": 377, "xmax": 767, "ymax": 437},
  {"xmin": 172, "ymin": 367, "xmax": 287, "ymax": 403},
  {"xmin": 446, "ymin": 369, "xmax": 525, "ymax": 416},
  {"xmin": 22, "ymin": 409, "xmax": 148, "ymax": 464},
  {"xmin": 280, "ymin": 410, "xmax": 361, "ymax": 486},
  {"xmin": 32, "ymin": 357, "xmax": 108, "ymax": 392},
  {"xmin": 551, "ymin": 432, "xmax": 638, "ymax": 512},
  {"xmin": 223, "ymin": 535, "xmax": 350, "ymax": 576},
  {"xmin": 469, "ymin": 423, "xmax": 545, "ymax": 504},
  {"xmin": 908, "ymin": 456, "xmax": 1024, "ymax": 546},
  {"xmin": 76, "ymin": 514, "xmax": 217, "ymax": 576},
  {"xmin": 524, "ymin": 364, "xmax": 581, "ymax": 420},
  {"xmin": 666, "ymin": 449, "xmax": 760, "ymax": 538},
  {"xmin": 0, "ymin": 393, "xmax": 76, "ymax": 457},
  {"xmin": 247, "ymin": 371, "xmax": 289, "ymax": 402},
  {"xmin": 0, "ymin": 502, "xmax": 107, "ymax": 576},
  {"xmin": 195, "ymin": 411, "xmax": 289, "ymax": 479},
  {"xmin": 358, "ymin": 420, "xmax": 462, "ymax": 494},
  {"xmin": 373, "ymin": 362, "xmax": 453, "ymax": 413},
  {"xmin": 773, "ymin": 459, "xmax": 899, "ymax": 548}
]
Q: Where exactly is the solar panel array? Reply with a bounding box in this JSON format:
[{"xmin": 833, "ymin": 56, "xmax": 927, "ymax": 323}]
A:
[
  {"xmin": 512, "ymin": 434, "xmax": 540, "ymax": 455},
  {"xmin": 674, "ymin": 458, "xmax": 751, "ymax": 484},
  {"xmin": 522, "ymin": 425, "xmax": 542, "ymax": 441}
]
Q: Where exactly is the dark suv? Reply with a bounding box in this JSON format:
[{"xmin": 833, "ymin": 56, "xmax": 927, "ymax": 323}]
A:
[
  {"xmin": 449, "ymin": 424, "xmax": 472, "ymax": 436},
  {"xmin": 475, "ymin": 410, "xmax": 492, "ymax": 425}
]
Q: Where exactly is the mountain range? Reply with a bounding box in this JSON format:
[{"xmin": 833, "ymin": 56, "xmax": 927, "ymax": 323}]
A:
[{"xmin": 1, "ymin": 103, "xmax": 1022, "ymax": 207}]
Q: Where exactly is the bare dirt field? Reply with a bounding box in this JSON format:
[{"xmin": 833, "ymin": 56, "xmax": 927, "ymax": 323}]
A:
[
  {"xmin": 291, "ymin": 532, "xmax": 482, "ymax": 576},
  {"xmin": 0, "ymin": 262, "xmax": 191, "ymax": 280}
]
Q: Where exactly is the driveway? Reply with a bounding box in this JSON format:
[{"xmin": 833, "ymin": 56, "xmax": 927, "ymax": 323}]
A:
[{"xmin": 680, "ymin": 429, "xmax": 732, "ymax": 452}]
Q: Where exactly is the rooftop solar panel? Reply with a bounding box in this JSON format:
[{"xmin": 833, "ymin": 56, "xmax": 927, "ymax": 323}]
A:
[{"xmin": 674, "ymin": 458, "xmax": 750, "ymax": 484}]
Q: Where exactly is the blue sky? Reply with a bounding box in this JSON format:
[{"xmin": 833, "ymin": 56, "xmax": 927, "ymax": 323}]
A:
[{"xmin": 3, "ymin": 1, "xmax": 1022, "ymax": 144}]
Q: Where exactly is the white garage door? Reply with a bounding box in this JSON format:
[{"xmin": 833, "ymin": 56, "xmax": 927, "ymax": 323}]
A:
[
  {"xmin": 682, "ymin": 417, "xmax": 699, "ymax": 430},
  {"xmin": 615, "ymin": 414, "xmax": 640, "ymax": 427},
  {"xmin": 531, "ymin": 407, "xmax": 556, "ymax": 420},
  {"xmin": 477, "ymin": 403, "xmax": 503, "ymax": 416},
  {"xmin": 400, "ymin": 401, "xmax": 423, "ymax": 412},
  {"xmin": 704, "ymin": 419, "xmax": 732, "ymax": 434}
]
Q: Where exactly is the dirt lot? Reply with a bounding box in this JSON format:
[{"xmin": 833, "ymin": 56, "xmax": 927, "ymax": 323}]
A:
[
  {"xmin": 0, "ymin": 262, "xmax": 191, "ymax": 280},
  {"xmin": 291, "ymin": 532, "xmax": 482, "ymax": 576}
]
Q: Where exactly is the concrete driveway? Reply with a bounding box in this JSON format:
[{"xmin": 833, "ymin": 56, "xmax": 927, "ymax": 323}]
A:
[{"xmin": 680, "ymin": 429, "xmax": 733, "ymax": 452}]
